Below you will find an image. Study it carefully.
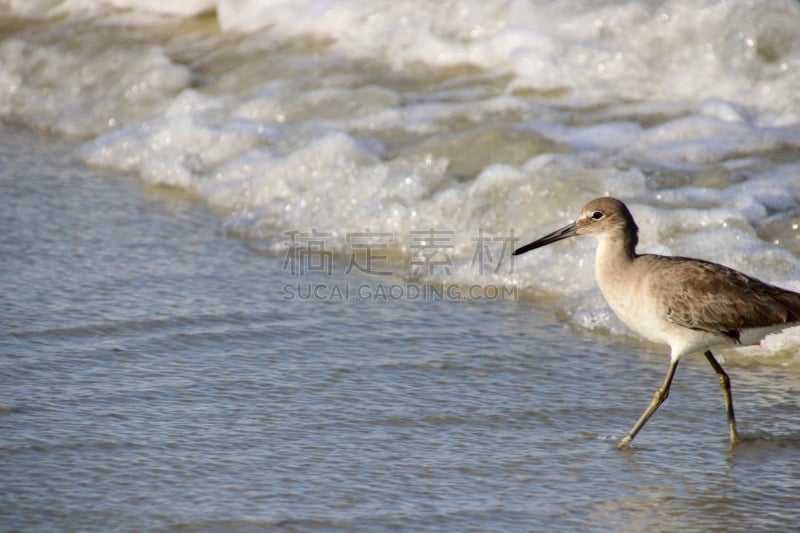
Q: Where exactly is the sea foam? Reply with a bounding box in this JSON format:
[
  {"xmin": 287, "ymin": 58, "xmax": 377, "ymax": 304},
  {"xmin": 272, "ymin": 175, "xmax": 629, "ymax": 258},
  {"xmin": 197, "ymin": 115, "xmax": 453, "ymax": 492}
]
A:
[{"xmin": 5, "ymin": 0, "xmax": 800, "ymax": 358}]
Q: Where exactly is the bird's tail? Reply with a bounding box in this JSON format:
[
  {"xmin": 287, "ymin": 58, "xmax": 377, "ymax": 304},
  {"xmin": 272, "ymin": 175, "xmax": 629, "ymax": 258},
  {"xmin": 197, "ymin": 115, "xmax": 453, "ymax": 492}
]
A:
[{"xmin": 774, "ymin": 289, "xmax": 800, "ymax": 323}]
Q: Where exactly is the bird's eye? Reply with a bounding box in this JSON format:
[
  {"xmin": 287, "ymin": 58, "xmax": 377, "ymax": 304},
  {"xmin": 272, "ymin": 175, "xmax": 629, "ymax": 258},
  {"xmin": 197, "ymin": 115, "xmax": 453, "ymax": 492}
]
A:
[{"xmin": 591, "ymin": 211, "xmax": 604, "ymax": 220}]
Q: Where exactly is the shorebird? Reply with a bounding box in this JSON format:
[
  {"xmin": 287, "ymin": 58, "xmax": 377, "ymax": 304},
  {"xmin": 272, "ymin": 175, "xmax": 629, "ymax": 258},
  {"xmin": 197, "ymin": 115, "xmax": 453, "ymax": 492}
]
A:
[{"xmin": 514, "ymin": 197, "xmax": 800, "ymax": 448}]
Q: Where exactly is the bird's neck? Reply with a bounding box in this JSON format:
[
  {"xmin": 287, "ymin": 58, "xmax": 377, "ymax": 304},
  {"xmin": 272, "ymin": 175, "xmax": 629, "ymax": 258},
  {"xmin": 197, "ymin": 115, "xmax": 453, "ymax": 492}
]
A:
[
  {"xmin": 595, "ymin": 234, "xmax": 637, "ymax": 285},
  {"xmin": 599, "ymin": 230, "xmax": 637, "ymax": 259}
]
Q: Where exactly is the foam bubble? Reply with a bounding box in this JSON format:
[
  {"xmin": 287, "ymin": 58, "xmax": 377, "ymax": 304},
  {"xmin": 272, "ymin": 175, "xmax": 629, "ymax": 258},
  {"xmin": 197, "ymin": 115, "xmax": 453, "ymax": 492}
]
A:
[
  {"xmin": 105, "ymin": 0, "xmax": 214, "ymax": 16},
  {"xmin": 3, "ymin": 0, "xmax": 214, "ymax": 19},
  {"xmin": 0, "ymin": 37, "xmax": 191, "ymax": 136}
]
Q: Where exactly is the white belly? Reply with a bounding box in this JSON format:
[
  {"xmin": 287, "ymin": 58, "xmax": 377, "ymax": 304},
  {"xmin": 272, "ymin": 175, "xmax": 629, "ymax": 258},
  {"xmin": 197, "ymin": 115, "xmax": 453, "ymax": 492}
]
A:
[{"xmin": 599, "ymin": 276, "xmax": 741, "ymax": 359}]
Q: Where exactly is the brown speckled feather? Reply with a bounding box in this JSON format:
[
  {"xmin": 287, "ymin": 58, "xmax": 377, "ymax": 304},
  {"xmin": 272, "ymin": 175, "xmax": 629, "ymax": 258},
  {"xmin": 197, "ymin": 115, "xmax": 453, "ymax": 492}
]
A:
[{"xmin": 646, "ymin": 255, "xmax": 800, "ymax": 341}]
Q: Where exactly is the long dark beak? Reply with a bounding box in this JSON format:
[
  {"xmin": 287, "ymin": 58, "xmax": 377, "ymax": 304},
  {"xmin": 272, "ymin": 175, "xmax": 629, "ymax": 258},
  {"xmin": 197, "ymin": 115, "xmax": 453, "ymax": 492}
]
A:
[{"xmin": 513, "ymin": 222, "xmax": 578, "ymax": 256}]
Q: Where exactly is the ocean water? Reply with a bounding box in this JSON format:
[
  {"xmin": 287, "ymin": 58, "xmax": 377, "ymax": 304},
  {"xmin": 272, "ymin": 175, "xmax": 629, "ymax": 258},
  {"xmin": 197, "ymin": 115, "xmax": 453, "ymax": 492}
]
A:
[{"xmin": 2, "ymin": 1, "xmax": 800, "ymax": 530}]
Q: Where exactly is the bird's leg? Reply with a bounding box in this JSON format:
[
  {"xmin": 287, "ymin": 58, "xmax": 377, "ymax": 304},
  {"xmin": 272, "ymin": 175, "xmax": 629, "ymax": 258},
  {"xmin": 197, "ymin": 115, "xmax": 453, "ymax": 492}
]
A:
[
  {"xmin": 618, "ymin": 360, "xmax": 679, "ymax": 449},
  {"xmin": 704, "ymin": 350, "xmax": 741, "ymax": 445}
]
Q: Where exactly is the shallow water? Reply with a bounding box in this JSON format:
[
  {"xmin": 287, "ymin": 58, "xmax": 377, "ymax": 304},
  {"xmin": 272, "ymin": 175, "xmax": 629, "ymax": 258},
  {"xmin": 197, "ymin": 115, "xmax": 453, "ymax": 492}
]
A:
[
  {"xmin": 3, "ymin": 1, "xmax": 800, "ymax": 530},
  {"xmin": 3, "ymin": 126, "xmax": 800, "ymax": 532}
]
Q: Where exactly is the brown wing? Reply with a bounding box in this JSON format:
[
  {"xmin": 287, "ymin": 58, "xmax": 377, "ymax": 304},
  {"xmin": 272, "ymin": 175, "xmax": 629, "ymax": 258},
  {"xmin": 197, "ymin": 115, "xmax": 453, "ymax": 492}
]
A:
[{"xmin": 645, "ymin": 256, "xmax": 800, "ymax": 341}]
